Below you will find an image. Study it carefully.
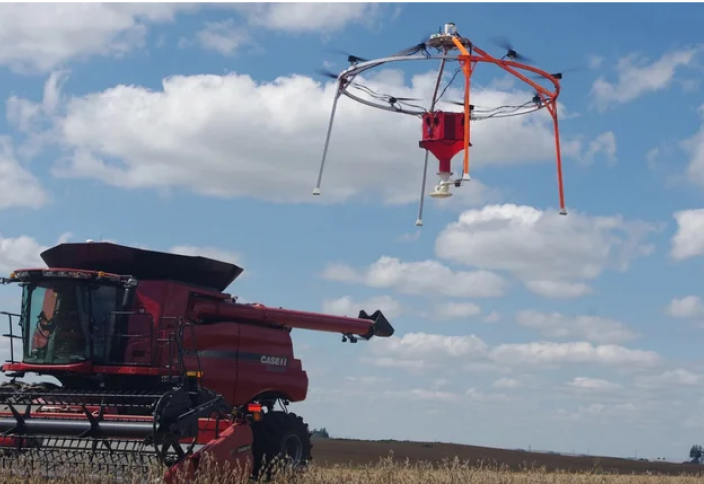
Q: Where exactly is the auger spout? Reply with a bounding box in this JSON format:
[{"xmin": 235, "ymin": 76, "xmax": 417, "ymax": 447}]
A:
[{"xmin": 191, "ymin": 299, "xmax": 394, "ymax": 339}]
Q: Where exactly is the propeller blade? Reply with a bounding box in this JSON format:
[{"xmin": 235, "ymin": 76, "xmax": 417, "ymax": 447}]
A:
[
  {"xmin": 489, "ymin": 36, "xmax": 514, "ymax": 51},
  {"xmin": 388, "ymin": 96, "xmax": 422, "ymax": 103},
  {"xmin": 527, "ymin": 66, "xmax": 587, "ymax": 81},
  {"xmin": 393, "ymin": 43, "xmax": 426, "ymax": 56},
  {"xmin": 441, "ymin": 100, "xmax": 475, "ymax": 110},
  {"xmin": 315, "ymin": 69, "xmax": 340, "ymax": 80},
  {"xmin": 488, "ymin": 36, "xmax": 534, "ymax": 64},
  {"xmin": 393, "ymin": 32, "xmax": 437, "ymax": 57},
  {"xmin": 329, "ymin": 49, "xmax": 369, "ymax": 64}
]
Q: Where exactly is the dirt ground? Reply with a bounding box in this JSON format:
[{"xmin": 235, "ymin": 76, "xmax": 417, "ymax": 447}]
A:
[{"xmin": 310, "ymin": 439, "xmax": 700, "ymax": 475}]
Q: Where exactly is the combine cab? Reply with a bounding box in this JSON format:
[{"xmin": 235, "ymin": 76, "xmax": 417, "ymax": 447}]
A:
[{"xmin": 0, "ymin": 242, "xmax": 394, "ymax": 482}]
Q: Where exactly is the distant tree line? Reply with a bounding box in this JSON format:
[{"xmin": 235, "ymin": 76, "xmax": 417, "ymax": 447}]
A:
[
  {"xmin": 689, "ymin": 445, "xmax": 703, "ymax": 464},
  {"xmin": 311, "ymin": 427, "xmax": 330, "ymax": 439}
]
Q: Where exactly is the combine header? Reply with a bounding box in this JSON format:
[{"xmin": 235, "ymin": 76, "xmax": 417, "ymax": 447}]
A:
[{"xmin": 0, "ymin": 242, "xmax": 394, "ymax": 482}]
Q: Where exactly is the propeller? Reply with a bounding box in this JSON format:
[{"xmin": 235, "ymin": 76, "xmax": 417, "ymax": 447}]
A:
[
  {"xmin": 315, "ymin": 69, "xmax": 340, "ymax": 80},
  {"xmin": 392, "ymin": 31, "xmax": 437, "ymax": 57},
  {"xmin": 387, "ymin": 95, "xmax": 423, "ymax": 103},
  {"xmin": 527, "ymin": 66, "xmax": 587, "ymax": 81},
  {"xmin": 488, "ymin": 36, "xmax": 534, "ymax": 64},
  {"xmin": 328, "ymin": 49, "xmax": 369, "ymax": 64},
  {"xmin": 440, "ymin": 100, "xmax": 475, "ymax": 111}
]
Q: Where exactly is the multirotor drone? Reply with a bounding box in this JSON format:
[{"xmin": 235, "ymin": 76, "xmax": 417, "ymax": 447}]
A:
[{"xmin": 313, "ymin": 22, "xmax": 569, "ymax": 226}]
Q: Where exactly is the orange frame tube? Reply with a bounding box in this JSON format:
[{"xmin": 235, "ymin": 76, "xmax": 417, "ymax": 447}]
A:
[{"xmin": 449, "ymin": 37, "xmax": 566, "ymax": 214}]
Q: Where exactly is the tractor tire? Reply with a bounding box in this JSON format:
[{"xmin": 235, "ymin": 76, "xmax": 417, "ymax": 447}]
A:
[{"xmin": 251, "ymin": 410, "xmax": 312, "ymax": 479}]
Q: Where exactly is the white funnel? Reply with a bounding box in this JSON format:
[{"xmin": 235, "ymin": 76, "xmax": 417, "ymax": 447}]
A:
[{"xmin": 429, "ymin": 172, "xmax": 453, "ymax": 198}]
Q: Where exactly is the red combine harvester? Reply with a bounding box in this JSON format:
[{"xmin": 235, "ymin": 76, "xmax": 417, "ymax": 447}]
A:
[{"xmin": 0, "ymin": 242, "xmax": 394, "ymax": 481}]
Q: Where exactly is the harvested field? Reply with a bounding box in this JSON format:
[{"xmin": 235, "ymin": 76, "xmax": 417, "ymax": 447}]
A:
[
  {"xmin": 1, "ymin": 439, "xmax": 702, "ymax": 483},
  {"xmin": 1, "ymin": 454, "xmax": 704, "ymax": 484},
  {"xmin": 311, "ymin": 439, "xmax": 700, "ymax": 475}
]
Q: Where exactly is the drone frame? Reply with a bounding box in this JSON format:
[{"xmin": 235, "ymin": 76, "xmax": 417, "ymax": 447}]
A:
[{"xmin": 313, "ymin": 24, "xmax": 567, "ymax": 226}]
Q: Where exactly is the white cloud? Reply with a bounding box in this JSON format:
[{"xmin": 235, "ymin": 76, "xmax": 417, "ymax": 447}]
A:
[
  {"xmin": 234, "ymin": 3, "xmax": 383, "ymax": 34},
  {"xmin": 384, "ymin": 388, "xmax": 462, "ymax": 403},
  {"xmin": 670, "ymin": 207, "xmax": 704, "ymax": 260},
  {"xmin": 0, "ymin": 137, "xmax": 48, "ymax": 210},
  {"xmin": 0, "ymin": 235, "xmax": 46, "ymax": 274},
  {"xmin": 683, "ymin": 106, "xmax": 704, "ymax": 191},
  {"xmin": 558, "ymin": 402, "xmax": 637, "ymax": 422},
  {"xmin": 435, "ymin": 204, "xmax": 658, "ymax": 298},
  {"xmin": 636, "ymin": 369, "xmax": 702, "ymax": 388},
  {"xmin": 577, "ymin": 131, "xmax": 617, "ymax": 166},
  {"xmin": 366, "ymin": 332, "xmax": 488, "ymax": 370},
  {"xmin": 524, "ymin": 280, "xmax": 592, "ymax": 299},
  {"xmin": 589, "ymin": 55, "xmax": 604, "ymax": 69},
  {"xmin": 0, "ymin": 4, "xmax": 195, "ymax": 73},
  {"xmin": 492, "ymin": 377, "xmax": 520, "ymax": 389},
  {"xmin": 488, "ymin": 341, "xmax": 660, "ymax": 369},
  {"xmin": 433, "ymin": 302, "xmax": 482, "ymax": 320},
  {"xmin": 484, "ymin": 311, "xmax": 501, "ymax": 324},
  {"xmin": 321, "ymin": 295, "xmax": 402, "ymax": 320},
  {"xmin": 666, "ymin": 296, "xmax": 704, "ymax": 320},
  {"xmin": 190, "ymin": 19, "xmax": 250, "ymax": 56},
  {"xmin": 6, "ymin": 70, "xmax": 70, "ymax": 159},
  {"xmin": 566, "ymin": 377, "xmax": 623, "ymax": 392},
  {"xmin": 590, "ymin": 48, "xmax": 700, "ymax": 111},
  {"xmin": 321, "ymin": 256, "xmax": 506, "ymax": 299},
  {"xmin": 0, "ymin": 232, "xmax": 72, "ymax": 275},
  {"xmin": 8, "ymin": 64, "xmax": 609, "ymax": 208},
  {"xmin": 515, "ymin": 310, "xmax": 638, "ymax": 344},
  {"xmin": 365, "ymin": 332, "xmax": 660, "ymax": 372}
]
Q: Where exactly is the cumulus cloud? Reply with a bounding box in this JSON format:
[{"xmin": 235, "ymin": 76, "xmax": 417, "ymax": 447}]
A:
[
  {"xmin": 515, "ymin": 310, "xmax": 639, "ymax": 344},
  {"xmin": 577, "ymin": 131, "xmax": 618, "ymax": 166},
  {"xmin": 524, "ymin": 280, "xmax": 592, "ymax": 299},
  {"xmin": 682, "ymin": 107, "xmax": 704, "ymax": 193},
  {"xmin": 433, "ymin": 302, "xmax": 482, "ymax": 320},
  {"xmin": 365, "ymin": 332, "xmax": 661, "ymax": 372},
  {"xmin": 489, "ymin": 341, "xmax": 660, "ymax": 368},
  {"xmin": 566, "ymin": 377, "xmax": 623, "ymax": 392},
  {"xmin": 233, "ymin": 3, "xmax": 385, "ymax": 34},
  {"xmin": 321, "ymin": 295, "xmax": 402, "ymax": 319},
  {"xmin": 635, "ymin": 368, "xmax": 702, "ymax": 388},
  {"xmin": 492, "ymin": 377, "xmax": 520, "ymax": 389},
  {"xmin": 188, "ymin": 19, "xmax": 251, "ymax": 57},
  {"xmin": 590, "ymin": 48, "xmax": 701, "ymax": 112},
  {"xmin": 0, "ymin": 3, "xmax": 196, "ymax": 73},
  {"xmin": 0, "ymin": 4, "xmax": 397, "ymax": 74},
  {"xmin": 5, "ymin": 62, "xmax": 613, "ymax": 209},
  {"xmin": 434, "ymin": 204, "xmax": 658, "ymax": 298},
  {"xmin": 670, "ymin": 207, "xmax": 704, "ymax": 260},
  {"xmin": 321, "ymin": 256, "xmax": 506, "ymax": 299},
  {"xmin": 0, "ymin": 234, "xmax": 47, "ymax": 274},
  {"xmin": 557, "ymin": 402, "xmax": 637, "ymax": 422},
  {"xmin": 0, "ymin": 232, "xmax": 73, "ymax": 275},
  {"xmin": 365, "ymin": 332, "xmax": 488, "ymax": 371},
  {"xmin": 666, "ymin": 296, "xmax": 704, "ymax": 320},
  {"xmin": 0, "ymin": 137, "xmax": 48, "ymax": 210}
]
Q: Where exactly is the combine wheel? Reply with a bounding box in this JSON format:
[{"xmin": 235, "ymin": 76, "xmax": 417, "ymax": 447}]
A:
[{"xmin": 251, "ymin": 411, "xmax": 312, "ymax": 478}]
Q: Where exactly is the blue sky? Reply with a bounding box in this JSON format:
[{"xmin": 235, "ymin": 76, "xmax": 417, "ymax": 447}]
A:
[{"xmin": 1, "ymin": 2, "xmax": 704, "ymax": 463}]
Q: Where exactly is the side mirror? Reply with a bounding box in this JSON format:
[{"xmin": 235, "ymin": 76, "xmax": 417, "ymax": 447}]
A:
[{"xmin": 121, "ymin": 277, "xmax": 138, "ymax": 309}]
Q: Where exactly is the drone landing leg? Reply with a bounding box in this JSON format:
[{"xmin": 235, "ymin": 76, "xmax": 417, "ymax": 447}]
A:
[
  {"xmin": 313, "ymin": 89, "xmax": 343, "ymax": 196},
  {"xmin": 416, "ymin": 150, "xmax": 430, "ymax": 226},
  {"xmin": 545, "ymin": 97, "xmax": 567, "ymax": 216}
]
